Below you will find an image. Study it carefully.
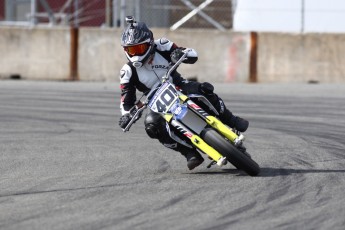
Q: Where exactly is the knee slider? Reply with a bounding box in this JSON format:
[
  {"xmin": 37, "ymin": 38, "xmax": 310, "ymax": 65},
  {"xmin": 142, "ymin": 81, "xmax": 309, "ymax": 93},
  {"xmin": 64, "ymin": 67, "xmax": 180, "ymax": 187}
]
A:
[
  {"xmin": 145, "ymin": 112, "xmax": 167, "ymax": 139},
  {"xmin": 145, "ymin": 123, "xmax": 161, "ymax": 139},
  {"xmin": 199, "ymin": 82, "xmax": 214, "ymax": 95}
]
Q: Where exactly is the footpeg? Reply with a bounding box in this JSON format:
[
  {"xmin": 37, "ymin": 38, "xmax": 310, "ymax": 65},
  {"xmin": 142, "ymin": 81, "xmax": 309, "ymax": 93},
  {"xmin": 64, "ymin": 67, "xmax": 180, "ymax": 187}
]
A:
[
  {"xmin": 234, "ymin": 134, "xmax": 245, "ymax": 146},
  {"xmin": 206, "ymin": 157, "xmax": 227, "ymax": 168},
  {"xmin": 216, "ymin": 157, "xmax": 227, "ymax": 166}
]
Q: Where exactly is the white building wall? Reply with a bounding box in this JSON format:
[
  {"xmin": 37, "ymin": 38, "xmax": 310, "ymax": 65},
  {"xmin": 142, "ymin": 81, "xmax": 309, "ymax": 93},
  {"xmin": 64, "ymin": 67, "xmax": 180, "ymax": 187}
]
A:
[{"xmin": 234, "ymin": 0, "xmax": 345, "ymax": 33}]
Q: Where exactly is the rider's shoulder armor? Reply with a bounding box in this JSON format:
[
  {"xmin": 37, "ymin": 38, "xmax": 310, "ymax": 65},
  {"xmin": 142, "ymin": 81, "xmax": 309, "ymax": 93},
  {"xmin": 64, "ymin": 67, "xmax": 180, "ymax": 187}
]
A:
[
  {"xmin": 155, "ymin": 38, "xmax": 174, "ymax": 52},
  {"xmin": 119, "ymin": 63, "xmax": 132, "ymax": 84},
  {"xmin": 120, "ymin": 63, "xmax": 150, "ymax": 93}
]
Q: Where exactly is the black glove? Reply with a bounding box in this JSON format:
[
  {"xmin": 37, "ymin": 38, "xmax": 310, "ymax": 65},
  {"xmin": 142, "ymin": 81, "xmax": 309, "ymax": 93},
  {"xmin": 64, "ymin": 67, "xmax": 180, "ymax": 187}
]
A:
[
  {"xmin": 119, "ymin": 114, "xmax": 131, "ymax": 129},
  {"xmin": 199, "ymin": 82, "xmax": 214, "ymax": 96},
  {"xmin": 119, "ymin": 108, "xmax": 143, "ymax": 129},
  {"xmin": 171, "ymin": 48, "xmax": 185, "ymax": 64}
]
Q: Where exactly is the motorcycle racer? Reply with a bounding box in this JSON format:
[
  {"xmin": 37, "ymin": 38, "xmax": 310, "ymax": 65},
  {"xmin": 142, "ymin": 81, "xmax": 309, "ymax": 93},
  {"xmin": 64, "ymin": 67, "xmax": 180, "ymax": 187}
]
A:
[{"xmin": 118, "ymin": 16, "xmax": 249, "ymax": 170}]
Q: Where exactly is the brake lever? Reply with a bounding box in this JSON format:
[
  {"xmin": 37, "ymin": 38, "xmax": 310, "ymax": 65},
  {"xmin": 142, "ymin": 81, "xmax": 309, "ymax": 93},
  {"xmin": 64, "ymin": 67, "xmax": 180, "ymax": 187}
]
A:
[{"xmin": 123, "ymin": 105, "xmax": 147, "ymax": 132}]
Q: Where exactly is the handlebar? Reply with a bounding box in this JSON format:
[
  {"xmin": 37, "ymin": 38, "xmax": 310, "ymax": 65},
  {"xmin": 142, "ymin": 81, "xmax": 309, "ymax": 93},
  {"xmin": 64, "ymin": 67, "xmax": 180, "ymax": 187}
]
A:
[
  {"xmin": 122, "ymin": 48, "xmax": 192, "ymax": 132},
  {"xmin": 163, "ymin": 48, "xmax": 192, "ymax": 82}
]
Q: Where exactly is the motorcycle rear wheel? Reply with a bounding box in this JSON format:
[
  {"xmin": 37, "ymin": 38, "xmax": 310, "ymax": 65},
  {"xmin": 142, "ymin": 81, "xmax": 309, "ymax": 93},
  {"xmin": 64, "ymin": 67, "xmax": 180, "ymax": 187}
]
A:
[{"xmin": 201, "ymin": 128, "xmax": 260, "ymax": 176}]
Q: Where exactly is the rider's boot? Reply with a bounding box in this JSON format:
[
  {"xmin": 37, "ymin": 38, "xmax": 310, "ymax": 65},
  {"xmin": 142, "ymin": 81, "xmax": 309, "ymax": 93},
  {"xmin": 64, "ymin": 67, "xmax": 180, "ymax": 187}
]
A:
[
  {"xmin": 158, "ymin": 136, "xmax": 205, "ymax": 170},
  {"xmin": 200, "ymin": 85, "xmax": 249, "ymax": 132},
  {"xmin": 206, "ymin": 94, "xmax": 249, "ymax": 133},
  {"xmin": 179, "ymin": 147, "xmax": 204, "ymax": 170},
  {"xmin": 219, "ymin": 109, "xmax": 249, "ymax": 133}
]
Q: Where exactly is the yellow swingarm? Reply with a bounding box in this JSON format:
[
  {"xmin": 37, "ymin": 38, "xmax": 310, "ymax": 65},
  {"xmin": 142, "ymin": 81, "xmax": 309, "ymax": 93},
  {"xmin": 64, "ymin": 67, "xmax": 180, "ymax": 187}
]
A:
[
  {"xmin": 190, "ymin": 134, "xmax": 227, "ymax": 166},
  {"xmin": 205, "ymin": 116, "xmax": 239, "ymax": 143}
]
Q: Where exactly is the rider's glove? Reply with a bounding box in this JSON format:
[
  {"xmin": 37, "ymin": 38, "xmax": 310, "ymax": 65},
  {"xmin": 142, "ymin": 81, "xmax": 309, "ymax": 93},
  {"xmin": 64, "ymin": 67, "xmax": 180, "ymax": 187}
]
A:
[
  {"xmin": 171, "ymin": 48, "xmax": 185, "ymax": 64},
  {"xmin": 119, "ymin": 113, "xmax": 131, "ymax": 129},
  {"xmin": 119, "ymin": 108, "xmax": 143, "ymax": 129},
  {"xmin": 199, "ymin": 82, "xmax": 214, "ymax": 96}
]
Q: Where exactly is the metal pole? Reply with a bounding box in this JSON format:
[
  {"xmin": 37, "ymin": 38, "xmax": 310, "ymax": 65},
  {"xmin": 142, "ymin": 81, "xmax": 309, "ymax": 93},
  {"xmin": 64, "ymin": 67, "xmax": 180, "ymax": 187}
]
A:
[
  {"xmin": 249, "ymin": 32, "xmax": 258, "ymax": 83},
  {"xmin": 231, "ymin": 0, "xmax": 237, "ymax": 29},
  {"xmin": 70, "ymin": 27, "xmax": 79, "ymax": 81},
  {"xmin": 135, "ymin": 0, "xmax": 140, "ymax": 21},
  {"xmin": 106, "ymin": 0, "xmax": 111, "ymax": 27},
  {"xmin": 171, "ymin": 0, "xmax": 214, "ymax": 31},
  {"xmin": 301, "ymin": 0, "xmax": 305, "ymax": 33},
  {"xmin": 120, "ymin": 0, "xmax": 126, "ymax": 27},
  {"xmin": 113, "ymin": 0, "xmax": 118, "ymax": 27},
  {"xmin": 31, "ymin": 0, "xmax": 37, "ymax": 25},
  {"xmin": 180, "ymin": 0, "xmax": 225, "ymax": 31},
  {"xmin": 74, "ymin": 0, "xmax": 79, "ymax": 27},
  {"xmin": 38, "ymin": 0, "xmax": 56, "ymax": 25}
]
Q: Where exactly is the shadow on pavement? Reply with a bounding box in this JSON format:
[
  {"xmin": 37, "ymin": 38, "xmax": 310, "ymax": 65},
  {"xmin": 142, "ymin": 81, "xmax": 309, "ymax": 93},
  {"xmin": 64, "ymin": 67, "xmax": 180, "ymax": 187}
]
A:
[
  {"xmin": 258, "ymin": 167, "xmax": 345, "ymax": 177},
  {"xmin": 185, "ymin": 167, "xmax": 345, "ymax": 177}
]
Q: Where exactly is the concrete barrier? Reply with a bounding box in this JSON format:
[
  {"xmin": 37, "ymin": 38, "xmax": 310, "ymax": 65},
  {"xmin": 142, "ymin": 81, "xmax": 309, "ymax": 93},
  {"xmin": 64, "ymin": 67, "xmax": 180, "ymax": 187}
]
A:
[
  {"xmin": 136, "ymin": 29, "xmax": 250, "ymax": 83},
  {"xmin": 1, "ymin": 26, "xmax": 345, "ymax": 83},
  {"xmin": 0, "ymin": 26, "xmax": 250, "ymax": 82},
  {"xmin": 78, "ymin": 28, "xmax": 123, "ymax": 82},
  {"xmin": 257, "ymin": 32, "xmax": 345, "ymax": 83},
  {"xmin": 78, "ymin": 28, "xmax": 250, "ymax": 83},
  {"xmin": 0, "ymin": 26, "xmax": 71, "ymax": 81}
]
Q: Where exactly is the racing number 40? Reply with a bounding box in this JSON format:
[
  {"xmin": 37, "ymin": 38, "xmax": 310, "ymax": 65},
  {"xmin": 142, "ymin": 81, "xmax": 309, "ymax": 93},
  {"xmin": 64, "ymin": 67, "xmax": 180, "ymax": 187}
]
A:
[{"xmin": 155, "ymin": 85, "xmax": 176, "ymax": 112}]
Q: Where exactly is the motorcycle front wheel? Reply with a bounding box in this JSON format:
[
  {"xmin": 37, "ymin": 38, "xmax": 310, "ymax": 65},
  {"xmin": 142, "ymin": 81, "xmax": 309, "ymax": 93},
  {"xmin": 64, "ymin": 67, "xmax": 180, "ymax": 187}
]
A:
[{"xmin": 201, "ymin": 128, "xmax": 260, "ymax": 176}]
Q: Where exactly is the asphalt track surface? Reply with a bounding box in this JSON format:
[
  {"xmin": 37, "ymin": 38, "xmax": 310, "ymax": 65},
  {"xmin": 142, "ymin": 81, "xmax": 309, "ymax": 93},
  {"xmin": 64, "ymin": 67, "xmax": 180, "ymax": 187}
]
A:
[{"xmin": 0, "ymin": 81, "xmax": 345, "ymax": 230}]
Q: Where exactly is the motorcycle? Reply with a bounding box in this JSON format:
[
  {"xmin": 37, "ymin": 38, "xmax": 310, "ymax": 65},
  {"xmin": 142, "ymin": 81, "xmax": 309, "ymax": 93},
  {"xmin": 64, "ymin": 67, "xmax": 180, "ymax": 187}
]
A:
[{"xmin": 122, "ymin": 49, "xmax": 260, "ymax": 176}]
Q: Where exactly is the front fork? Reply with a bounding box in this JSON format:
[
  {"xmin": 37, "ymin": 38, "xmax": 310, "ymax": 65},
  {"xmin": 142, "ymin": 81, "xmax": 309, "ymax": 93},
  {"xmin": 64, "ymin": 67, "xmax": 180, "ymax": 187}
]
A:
[
  {"xmin": 184, "ymin": 97, "xmax": 245, "ymax": 147},
  {"xmin": 170, "ymin": 119, "xmax": 227, "ymax": 166},
  {"xmin": 205, "ymin": 116, "xmax": 245, "ymax": 147},
  {"xmin": 166, "ymin": 95, "xmax": 245, "ymax": 167}
]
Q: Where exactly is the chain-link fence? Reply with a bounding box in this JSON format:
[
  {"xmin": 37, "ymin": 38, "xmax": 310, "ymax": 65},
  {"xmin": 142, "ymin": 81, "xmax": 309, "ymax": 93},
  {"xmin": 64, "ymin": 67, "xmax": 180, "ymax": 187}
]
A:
[
  {"xmin": 0, "ymin": 0, "xmax": 234, "ymax": 30},
  {"xmin": 0, "ymin": 0, "xmax": 106, "ymax": 27},
  {"xmin": 117, "ymin": 0, "xmax": 233, "ymax": 30}
]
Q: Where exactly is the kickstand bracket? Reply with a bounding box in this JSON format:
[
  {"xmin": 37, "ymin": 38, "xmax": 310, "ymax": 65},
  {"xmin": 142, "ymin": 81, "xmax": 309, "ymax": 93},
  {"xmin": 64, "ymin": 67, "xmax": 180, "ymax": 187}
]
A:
[{"xmin": 206, "ymin": 160, "xmax": 217, "ymax": 168}]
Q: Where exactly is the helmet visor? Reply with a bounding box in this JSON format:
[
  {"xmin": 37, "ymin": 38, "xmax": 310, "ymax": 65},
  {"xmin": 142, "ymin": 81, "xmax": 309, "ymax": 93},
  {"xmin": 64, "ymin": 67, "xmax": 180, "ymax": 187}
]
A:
[{"xmin": 124, "ymin": 43, "xmax": 150, "ymax": 56}]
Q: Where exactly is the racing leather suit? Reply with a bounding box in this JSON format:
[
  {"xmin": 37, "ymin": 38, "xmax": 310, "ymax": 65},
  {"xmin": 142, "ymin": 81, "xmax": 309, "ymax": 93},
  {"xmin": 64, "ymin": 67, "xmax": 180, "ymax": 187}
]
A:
[{"xmin": 119, "ymin": 38, "xmax": 243, "ymax": 154}]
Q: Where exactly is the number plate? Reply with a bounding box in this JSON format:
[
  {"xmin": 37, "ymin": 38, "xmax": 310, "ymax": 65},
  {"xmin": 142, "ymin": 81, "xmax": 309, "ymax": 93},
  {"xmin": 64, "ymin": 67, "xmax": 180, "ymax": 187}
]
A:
[
  {"xmin": 169, "ymin": 102, "xmax": 188, "ymax": 120},
  {"xmin": 148, "ymin": 82, "xmax": 179, "ymax": 113}
]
